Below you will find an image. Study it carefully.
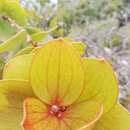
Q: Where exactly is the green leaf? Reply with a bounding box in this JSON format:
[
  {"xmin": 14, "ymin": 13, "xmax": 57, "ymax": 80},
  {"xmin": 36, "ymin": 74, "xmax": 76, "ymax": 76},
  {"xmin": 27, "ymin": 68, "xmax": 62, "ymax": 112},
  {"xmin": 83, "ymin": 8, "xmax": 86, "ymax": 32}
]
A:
[
  {"xmin": 15, "ymin": 46, "xmax": 35, "ymax": 56},
  {"xmin": 0, "ymin": 19, "xmax": 16, "ymax": 41},
  {"xmin": 26, "ymin": 27, "xmax": 41, "ymax": 35},
  {"xmin": 31, "ymin": 26, "xmax": 58, "ymax": 42},
  {"xmin": 0, "ymin": 30, "xmax": 27, "ymax": 53},
  {"xmin": 31, "ymin": 31, "xmax": 49, "ymax": 42},
  {"xmin": 0, "ymin": 0, "xmax": 27, "ymax": 26}
]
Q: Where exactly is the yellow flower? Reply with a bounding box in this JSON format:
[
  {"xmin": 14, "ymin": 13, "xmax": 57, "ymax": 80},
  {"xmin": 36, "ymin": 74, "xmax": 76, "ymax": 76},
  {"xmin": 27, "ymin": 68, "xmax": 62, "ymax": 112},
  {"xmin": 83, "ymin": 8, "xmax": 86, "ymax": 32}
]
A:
[{"xmin": 1, "ymin": 38, "xmax": 130, "ymax": 130}]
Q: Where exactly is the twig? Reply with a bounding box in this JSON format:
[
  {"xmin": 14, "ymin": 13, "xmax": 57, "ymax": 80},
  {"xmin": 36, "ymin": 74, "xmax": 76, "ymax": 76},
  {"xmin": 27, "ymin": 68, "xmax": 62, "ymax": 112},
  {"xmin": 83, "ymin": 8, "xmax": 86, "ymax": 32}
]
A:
[
  {"xmin": 1, "ymin": 15, "xmax": 22, "ymax": 30},
  {"xmin": 0, "ymin": 15, "xmax": 37, "ymax": 47}
]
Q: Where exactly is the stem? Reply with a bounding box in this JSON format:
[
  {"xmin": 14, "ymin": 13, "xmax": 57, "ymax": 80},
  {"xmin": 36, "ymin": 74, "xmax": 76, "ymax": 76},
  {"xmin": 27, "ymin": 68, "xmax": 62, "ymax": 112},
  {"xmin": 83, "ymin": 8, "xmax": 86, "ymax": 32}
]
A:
[
  {"xmin": 0, "ymin": 15, "xmax": 37, "ymax": 47},
  {"xmin": 1, "ymin": 15, "xmax": 22, "ymax": 30}
]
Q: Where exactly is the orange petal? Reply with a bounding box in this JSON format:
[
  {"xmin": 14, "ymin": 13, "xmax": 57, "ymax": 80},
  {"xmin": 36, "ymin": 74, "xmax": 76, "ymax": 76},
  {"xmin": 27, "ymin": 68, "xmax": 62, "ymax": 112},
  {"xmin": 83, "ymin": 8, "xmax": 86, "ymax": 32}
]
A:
[
  {"xmin": 22, "ymin": 98, "xmax": 103, "ymax": 130},
  {"xmin": 22, "ymin": 98, "xmax": 59, "ymax": 130}
]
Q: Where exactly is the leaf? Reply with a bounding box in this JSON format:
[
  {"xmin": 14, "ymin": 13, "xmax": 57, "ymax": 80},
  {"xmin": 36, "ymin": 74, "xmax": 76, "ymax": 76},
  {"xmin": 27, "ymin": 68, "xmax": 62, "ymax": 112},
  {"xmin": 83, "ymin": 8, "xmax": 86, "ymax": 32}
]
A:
[
  {"xmin": 64, "ymin": 38, "xmax": 86, "ymax": 55},
  {"xmin": 22, "ymin": 98, "xmax": 103, "ymax": 130},
  {"xmin": 3, "ymin": 54, "xmax": 34, "ymax": 80},
  {"xmin": 31, "ymin": 31, "xmax": 49, "ymax": 42},
  {"xmin": 71, "ymin": 41, "xmax": 86, "ymax": 55},
  {"xmin": 77, "ymin": 58, "xmax": 118, "ymax": 113},
  {"xmin": 0, "ymin": 19, "xmax": 16, "ymax": 41},
  {"xmin": 93, "ymin": 104, "xmax": 130, "ymax": 130},
  {"xmin": 0, "ymin": 0, "xmax": 27, "ymax": 26},
  {"xmin": 15, "ymin": 46, "xmax": 35, "ymax": 56},
  {"xmin": 31, "ymin": 26, "xmax": 58, "ymax": 42},
  {"xmin": 0, "ymin": 30, "xmax": 27, "ymax": 53},
  {"xmin": 30, "ymin": 38, "xmax": 84, "ymax": 106},
  {"xmin": 0, "ymin": 79, "xmax": 33, "ymax": 130},
  {"xmin": 26, "ymin": 27, "xmax": 41, "ymax": 35}
]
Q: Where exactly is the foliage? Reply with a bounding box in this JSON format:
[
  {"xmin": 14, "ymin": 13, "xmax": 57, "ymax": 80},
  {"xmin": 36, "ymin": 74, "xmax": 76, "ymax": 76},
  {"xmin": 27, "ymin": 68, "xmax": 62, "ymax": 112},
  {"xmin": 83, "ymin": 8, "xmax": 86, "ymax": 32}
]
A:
[{"xmin": 0, "ymin": 0, "xmax": 27, "ymax": 26}]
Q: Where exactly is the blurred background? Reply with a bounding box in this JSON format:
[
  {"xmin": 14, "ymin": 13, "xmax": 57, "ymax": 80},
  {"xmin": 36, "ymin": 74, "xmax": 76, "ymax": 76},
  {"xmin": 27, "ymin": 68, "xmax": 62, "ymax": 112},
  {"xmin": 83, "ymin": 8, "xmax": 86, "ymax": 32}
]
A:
[{"xmin": 0, "ymin": 0, "xmax": 130, "ymax": 111}]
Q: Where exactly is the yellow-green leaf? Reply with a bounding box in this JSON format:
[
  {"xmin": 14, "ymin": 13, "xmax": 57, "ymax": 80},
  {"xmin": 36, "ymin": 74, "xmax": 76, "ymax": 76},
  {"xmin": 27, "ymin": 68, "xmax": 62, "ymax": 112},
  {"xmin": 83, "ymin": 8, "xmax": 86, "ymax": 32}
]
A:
[
  {"xmin": 31, "ymin": 31, "xmax": 49, "ymax": 42},
  {"xmin": 3, "ymin": 54, "xmax": 33, "ymax": 80},
  {"xmin": 0, "ymin": 30, "xmax": 27, "ymax": 53},
  {"xmin": 64, "ymin": 38, "xmax": 86, "ymax": 55},
  {"xmin": 0, "ymin": 19, "xmax": 16, "ymax": 41},
  {"xmin": 15, "ymin": 46, "xmax": 35, "ymax": 56},
  {"xmin": 71, "ymin": 41, "xmax": 86, "ymax": 55},
  {"xmin": 30, "ymin": 38, "xmax": 84, "ymax": 106},
  {"xmin": 93, "ymin": 104, "xmax": 130, "ymax": 130},
  {"xmin": 0, "ymin": 0, "xmax": 27, "ymax": 26},
  {"xmin": 26, "ymin": 26, "xmax": 41, "ymax": 35}
]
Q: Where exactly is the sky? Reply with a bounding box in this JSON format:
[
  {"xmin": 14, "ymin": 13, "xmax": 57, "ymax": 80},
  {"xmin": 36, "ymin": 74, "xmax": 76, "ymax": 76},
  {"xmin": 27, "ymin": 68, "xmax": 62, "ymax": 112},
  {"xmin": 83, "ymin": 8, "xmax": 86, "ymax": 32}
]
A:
[{"xmin": 50, "ymin": 0, "xmax": 57, "ymax": 4}]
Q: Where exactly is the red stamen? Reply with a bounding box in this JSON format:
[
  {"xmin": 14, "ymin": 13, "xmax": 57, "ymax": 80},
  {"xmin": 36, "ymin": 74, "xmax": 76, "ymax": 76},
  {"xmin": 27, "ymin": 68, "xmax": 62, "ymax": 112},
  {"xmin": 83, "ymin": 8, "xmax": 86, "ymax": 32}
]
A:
[{"xmin": 49, "ymin": 105, "xmax": 67, "ymax": 119}]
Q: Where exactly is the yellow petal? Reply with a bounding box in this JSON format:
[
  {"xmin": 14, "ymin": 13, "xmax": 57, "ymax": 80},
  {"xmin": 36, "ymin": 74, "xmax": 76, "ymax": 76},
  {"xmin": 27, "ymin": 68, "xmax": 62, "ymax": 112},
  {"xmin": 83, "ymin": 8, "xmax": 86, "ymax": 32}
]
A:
[
  {"xmin": 63, "ymin": 100, "xmax": 103, "ymax": 130},
  {"xmin": 78, "ymin": 58, "xmax": 118, "ymax": 113},
  {"xmin": 22, "ymin": 98, "xmax": 103, "ymax": 130},
  {"xmin": 30, "ymin": 38, "xmax": 84, "ymax": 106},
  {"xmin": 0, "ymin": 79, "xmax": 34, "ymax": 130},
  {"xmin": 3, "ymin": 54, "xmax": 34, "ymax": 80},
  {"xmin": 93, "ymin": 104, "xmax": 130, "ymax": 130}
]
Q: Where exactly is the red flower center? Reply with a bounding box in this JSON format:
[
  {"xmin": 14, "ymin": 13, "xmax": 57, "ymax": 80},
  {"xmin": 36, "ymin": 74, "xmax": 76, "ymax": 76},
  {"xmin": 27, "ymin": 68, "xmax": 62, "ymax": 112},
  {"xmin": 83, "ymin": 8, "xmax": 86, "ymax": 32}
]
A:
[{"xmin": 49, "ymin": 105, "xmax": 67, "ymax": 119}]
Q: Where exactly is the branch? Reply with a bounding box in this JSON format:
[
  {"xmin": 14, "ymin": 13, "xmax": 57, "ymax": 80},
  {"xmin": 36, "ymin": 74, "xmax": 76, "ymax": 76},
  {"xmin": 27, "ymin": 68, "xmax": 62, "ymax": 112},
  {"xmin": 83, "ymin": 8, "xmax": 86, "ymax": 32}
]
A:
[{"xmin": 1, "ymin": 15, "xmax": 23, "ymax": 30}]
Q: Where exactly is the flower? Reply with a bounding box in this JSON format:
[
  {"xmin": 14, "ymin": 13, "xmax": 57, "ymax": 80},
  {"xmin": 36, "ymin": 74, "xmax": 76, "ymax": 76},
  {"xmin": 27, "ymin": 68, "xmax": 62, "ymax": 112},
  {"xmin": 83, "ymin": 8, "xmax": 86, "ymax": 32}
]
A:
[{"xmin": 1, "ymin": 38, "xmax": 130, "ymax": 130}]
